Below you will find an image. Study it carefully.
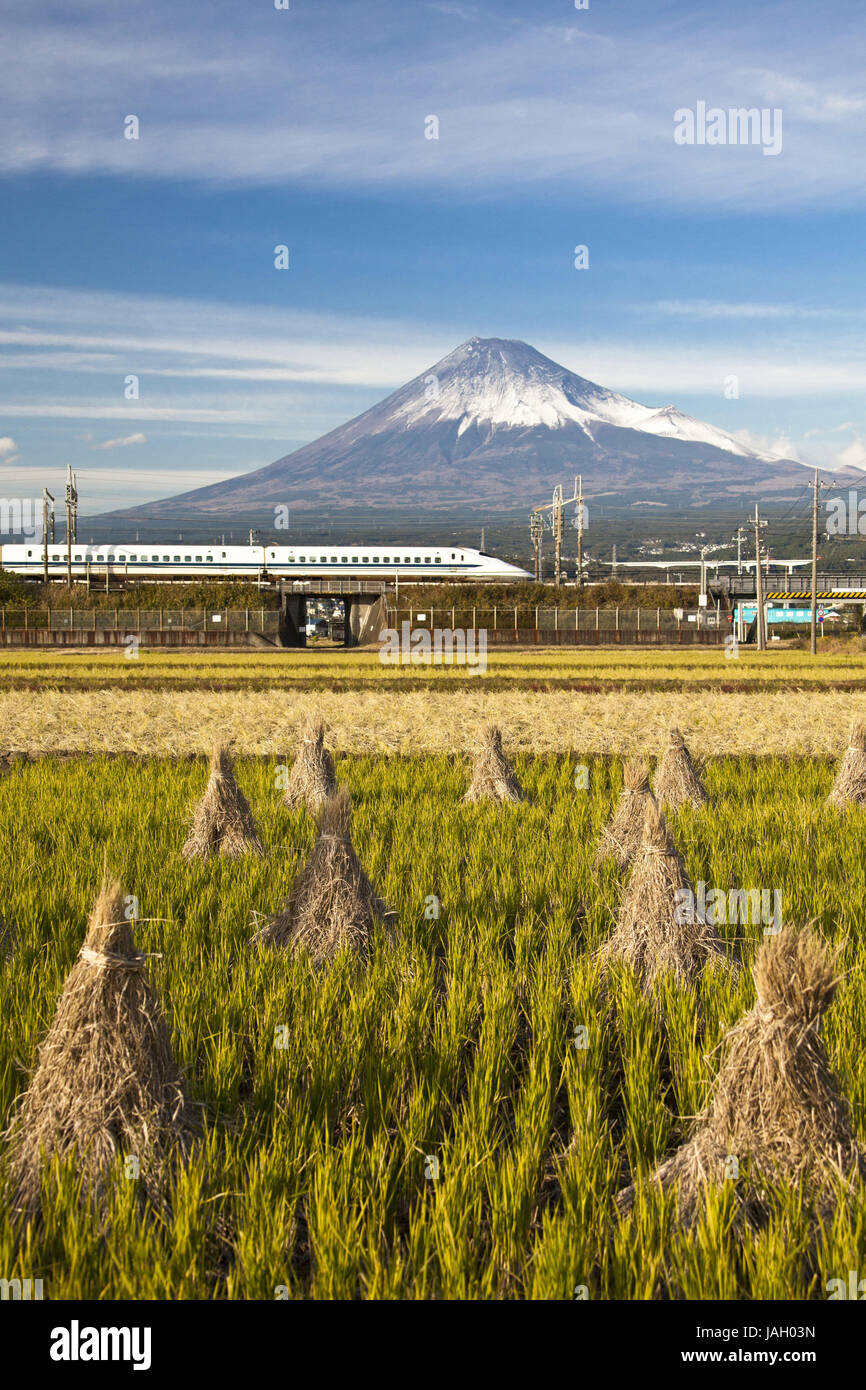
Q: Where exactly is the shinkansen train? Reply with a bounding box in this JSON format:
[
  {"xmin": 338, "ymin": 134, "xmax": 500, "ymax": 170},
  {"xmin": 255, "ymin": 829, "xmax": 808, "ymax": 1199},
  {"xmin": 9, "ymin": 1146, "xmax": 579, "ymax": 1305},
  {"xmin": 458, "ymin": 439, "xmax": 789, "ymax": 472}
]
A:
[{"xmin": 0, "ymin": 541, "xmax": 532, "ymax": 583}]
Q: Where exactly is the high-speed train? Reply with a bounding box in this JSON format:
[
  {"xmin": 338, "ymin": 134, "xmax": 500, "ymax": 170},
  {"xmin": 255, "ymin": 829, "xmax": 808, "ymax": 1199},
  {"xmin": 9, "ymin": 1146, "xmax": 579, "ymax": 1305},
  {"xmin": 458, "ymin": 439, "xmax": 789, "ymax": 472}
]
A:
[{"xmin": 0, "ymin": 541, "xmax": 532, "ymax": 583}]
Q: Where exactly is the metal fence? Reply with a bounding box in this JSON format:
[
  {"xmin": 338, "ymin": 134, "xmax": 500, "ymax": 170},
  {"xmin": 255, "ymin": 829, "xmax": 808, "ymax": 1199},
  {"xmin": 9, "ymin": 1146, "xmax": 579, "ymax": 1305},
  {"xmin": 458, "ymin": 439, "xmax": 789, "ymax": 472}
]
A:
[
  {"xmin": 387, "ymin": 606, "xmax": 721, "ymax": 634},
  {"xmin": 0, "ymin": 607, "xmax": 281, "ymax": 633}
]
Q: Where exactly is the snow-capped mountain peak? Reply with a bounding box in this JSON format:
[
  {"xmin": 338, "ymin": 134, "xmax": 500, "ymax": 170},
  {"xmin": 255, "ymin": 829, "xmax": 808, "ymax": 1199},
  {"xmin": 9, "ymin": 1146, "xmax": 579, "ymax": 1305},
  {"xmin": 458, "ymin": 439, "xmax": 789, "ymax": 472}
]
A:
[
  {"xmin": 384, "ymin": 338, "xmax": 777, "ymax": 461},
  {"xmin": 108, "ymin": 334, "xmax": 822, "ymax": 522}
]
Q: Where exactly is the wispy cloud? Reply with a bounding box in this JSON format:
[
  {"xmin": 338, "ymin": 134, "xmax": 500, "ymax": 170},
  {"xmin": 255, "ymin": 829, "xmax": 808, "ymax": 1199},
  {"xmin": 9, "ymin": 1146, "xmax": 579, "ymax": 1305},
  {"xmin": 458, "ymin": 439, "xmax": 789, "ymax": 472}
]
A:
[
  {"xmin": 0, "ymin": 2, "xmax": 864, "ymax": 208},
  {"xmin": 649, "ymin": 300, "xmax": 861, "ymax": 321},
  {"xmin": 92, "ymin": 431, "xmax": 147, "ymax": 449}
]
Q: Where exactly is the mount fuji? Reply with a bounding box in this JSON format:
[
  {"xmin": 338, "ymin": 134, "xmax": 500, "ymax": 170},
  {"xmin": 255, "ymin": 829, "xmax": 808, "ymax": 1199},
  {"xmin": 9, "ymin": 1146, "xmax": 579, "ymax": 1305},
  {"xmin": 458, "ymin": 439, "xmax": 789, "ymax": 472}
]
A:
[{"xmin": 108, "ymin": 337, "xmax": 826, "ymax": 519}]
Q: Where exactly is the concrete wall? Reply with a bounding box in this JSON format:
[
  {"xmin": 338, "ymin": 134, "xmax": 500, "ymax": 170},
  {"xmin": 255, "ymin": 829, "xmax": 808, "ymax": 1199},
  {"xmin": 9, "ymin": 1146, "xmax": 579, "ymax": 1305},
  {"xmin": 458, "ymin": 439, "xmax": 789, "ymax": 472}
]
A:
[
  {"xmin": 0, "ymin": 629, "xmax": 267, "ymax": 647},
  {"xmin": 346, "ymin": 595, "xmax": 388, "ymax": 647}
]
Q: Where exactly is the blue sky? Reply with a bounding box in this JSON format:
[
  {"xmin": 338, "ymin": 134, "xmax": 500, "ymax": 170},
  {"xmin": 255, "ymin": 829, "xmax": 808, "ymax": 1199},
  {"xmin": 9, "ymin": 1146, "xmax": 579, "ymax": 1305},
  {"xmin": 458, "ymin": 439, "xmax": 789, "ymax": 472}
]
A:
[{"xmin": 0, "ymin": 0, "xmax": 864, "ymax": 510}]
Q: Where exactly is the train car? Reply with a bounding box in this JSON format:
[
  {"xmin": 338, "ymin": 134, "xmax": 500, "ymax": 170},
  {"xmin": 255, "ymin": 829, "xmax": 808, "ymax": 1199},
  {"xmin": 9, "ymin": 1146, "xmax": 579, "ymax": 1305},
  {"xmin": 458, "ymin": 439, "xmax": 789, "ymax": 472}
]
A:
[{"xmin": 0, "ymin": 541, "xmax": 532, "ymax": 583}]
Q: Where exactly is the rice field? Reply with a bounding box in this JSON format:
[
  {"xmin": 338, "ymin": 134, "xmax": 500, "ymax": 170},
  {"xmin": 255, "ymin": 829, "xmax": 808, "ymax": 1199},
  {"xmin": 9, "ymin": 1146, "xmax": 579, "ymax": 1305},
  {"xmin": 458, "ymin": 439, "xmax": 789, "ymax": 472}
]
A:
[
  {"xmin": 1, "ymin": 750, "xmax": 865, "ymax": 1300},
  {"xmin": 1, "ymin": 684, "xmax": 864, "ymax": 756},
  {"xmin": 1, "ymin": 643, "xmax": 865, "ymax": 692}
]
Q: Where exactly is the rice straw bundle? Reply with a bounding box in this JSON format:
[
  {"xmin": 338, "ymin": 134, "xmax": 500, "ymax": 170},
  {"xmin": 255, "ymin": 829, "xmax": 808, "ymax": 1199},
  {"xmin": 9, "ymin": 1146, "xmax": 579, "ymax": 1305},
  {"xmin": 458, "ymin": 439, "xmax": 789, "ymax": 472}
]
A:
[
  {"xmin": 599, "ymin": 795, "xmax": 730, "ymax": 990},
  {"xmin": 595, "ymin": 757, "xmax": 652, "ymax": 867},
  {"xmin": 181, "ymin": 743, "xmax": 263, "ymax": 859},
  {"xmin": 463, "ymin": 725, "xmax": 524, "ymax": 804},
  {"xmin": 3, "ymin": 877, "xmax": 195, "ymax": 1217},
  {"xmin": 252, "ymin": 790, "xmax": 393, "ymax": 963},
  {"xmin": 826, "ymin": 720, "xmax": 866, "ymax": 808},
  {"xmin": 652, "ymin": 726, "xmax": 707, "ymax": 810},
  {"xmin": 282, "ymin": 720, "xmax": 337, "ymax": 811},
  {"xmin": 616, "ymin": 926, "xmax": 866, "ymax": 1226}
]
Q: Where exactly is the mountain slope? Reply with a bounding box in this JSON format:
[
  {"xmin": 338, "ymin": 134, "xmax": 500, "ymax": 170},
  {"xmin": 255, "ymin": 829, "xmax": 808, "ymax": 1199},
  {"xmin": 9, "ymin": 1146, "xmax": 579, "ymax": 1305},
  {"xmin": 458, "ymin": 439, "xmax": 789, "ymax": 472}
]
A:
[{"xmin": 105, "ymin": 337, "xmax": 825, "ymax": 519}]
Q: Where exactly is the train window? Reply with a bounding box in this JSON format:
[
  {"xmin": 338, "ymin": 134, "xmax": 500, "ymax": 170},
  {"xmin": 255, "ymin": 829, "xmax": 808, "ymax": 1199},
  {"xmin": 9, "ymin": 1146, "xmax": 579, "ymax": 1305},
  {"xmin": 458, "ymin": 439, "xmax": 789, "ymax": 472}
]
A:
[
  {"xmin": 331, "ymin": 556, "xmax": 338, "ymax": 563},
  {"xmin": 163, "ymin": 555, "xmax": 170, "ymax": 562},
  {"xmin": 118, "ymin": 555, "xmax": 126, "ymax": 562},
  {"xmin": 362, "ymin": 556, "xmax": 369, "ymax": 563},
  {"xmin": 152, "ymin": 555, "xmax": 159, "ymax": 562},
  {"xmin": 424, "ymin": 557, "xmax": 431, "ymax": 563},
  {"xmin": 382, "ymin": 556, "xmax": 390, "ymax": 564},
  {"xmin": 372, "ymin": 556, "xmax": 380, "ymax": 563},
  {"xmin": 129, "ymin": 555, "xmax": 137, "ymax": 562},
  {"xmin": 27, "ymin": 550, "xmax": 32, "ymax": 557},
  {"xmin": 451, "ymin": 553, "xmax": 456, "ymax": 559},
  {"xmin": 174, "ymin": 556, "xmax": 181, "ymax": 562},
  {"xmin": 270, "ymin": 552, "xmax": 276, "ymax": 559},
  {"xmin": 414, "ymin": 557, "xmax": 421, "ymax": 564},
  {"xmin": 96, "ymin": 555, "xmax": 104, "ymax": 562},
  {"xmin": 221, "ymin": 552, "xmax": 227, "ymax": 558},
  {"xmin": 195, "ymin": 556, "xmax": 202, "ymax": 562},
  {"xmin": 74, "ymin": 554, "xmax": 82, "ymax": 562},
  {"xmin": 320, "ymin": 555, "xmax": 327, "ymax": 563},
  {"xmin": 351, "ymin": 556, "xmax": 359, "ymax": 563},
  {"xmin": 341, "ymin": 556, "xmax": 348, "ymax": 563},
  {"xmin": 206, "ymin": 556, "xmax": 213, "ymax": 562},
  {"xmin": 299, "ymin": 555, "xmax": 306, "ymax": 562},
  {"xmin": 184, "ymin": 556, "xmax": 191, "ymax": 562},
  {"xmin": 434, "ymin": 557, "xmax": 442, "ymax": 564}
]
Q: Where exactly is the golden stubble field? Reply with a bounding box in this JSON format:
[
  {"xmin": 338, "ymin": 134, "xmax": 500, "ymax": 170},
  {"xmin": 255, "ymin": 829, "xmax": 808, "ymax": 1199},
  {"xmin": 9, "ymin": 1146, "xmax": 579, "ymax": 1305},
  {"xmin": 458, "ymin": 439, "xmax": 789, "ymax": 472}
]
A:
[{"xmin": 0, "ymin": 642, "xmax": 863, "ymax": 754}]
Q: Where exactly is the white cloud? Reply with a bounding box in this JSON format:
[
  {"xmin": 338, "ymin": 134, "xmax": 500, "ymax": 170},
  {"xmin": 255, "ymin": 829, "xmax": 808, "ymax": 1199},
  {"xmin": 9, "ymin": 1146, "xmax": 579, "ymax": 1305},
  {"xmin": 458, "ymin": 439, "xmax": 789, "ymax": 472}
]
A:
[
  {"xmin": 0, "ymin": 436, "xmax": 17, "ymax": 456},
  {"xmin": 730, "ymin": 426, "xmax": 866, "ymax": 477},
  {"xmin": 93, "ymin": 431, "xmax": 147, "ymax": 449},
  {"xmin": 838, "ymin": 439, "xmax": 866, "ymax": 471}
]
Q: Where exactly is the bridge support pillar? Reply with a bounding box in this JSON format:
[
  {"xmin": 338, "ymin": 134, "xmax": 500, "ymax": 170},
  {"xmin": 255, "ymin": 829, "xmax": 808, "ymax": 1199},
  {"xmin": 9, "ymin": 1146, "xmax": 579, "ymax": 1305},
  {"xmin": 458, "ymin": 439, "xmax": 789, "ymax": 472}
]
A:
[
  {"xmin": 345, "ymin": 595, "xmax": 388, "ymax": 648},
  {"xmin": 280, "ymin": 595, "xmax": 306, "ymax": 648}
]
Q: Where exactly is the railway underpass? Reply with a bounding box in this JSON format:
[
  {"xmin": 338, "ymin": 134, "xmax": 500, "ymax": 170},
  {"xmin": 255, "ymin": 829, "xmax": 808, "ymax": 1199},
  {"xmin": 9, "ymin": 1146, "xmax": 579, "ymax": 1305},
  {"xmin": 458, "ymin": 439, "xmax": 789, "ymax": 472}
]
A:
[{"xmin": 279, "ymin": 579, "xmax": 388, "ymax": 648}]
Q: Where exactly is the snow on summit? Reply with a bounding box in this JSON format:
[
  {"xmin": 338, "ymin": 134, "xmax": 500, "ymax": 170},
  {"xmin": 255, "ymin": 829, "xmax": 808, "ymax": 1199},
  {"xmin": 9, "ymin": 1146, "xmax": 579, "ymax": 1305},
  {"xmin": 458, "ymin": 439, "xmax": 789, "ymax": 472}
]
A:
[{"xmin": 389, "ymin": 337, "xmax": 777, "ymax": 460}]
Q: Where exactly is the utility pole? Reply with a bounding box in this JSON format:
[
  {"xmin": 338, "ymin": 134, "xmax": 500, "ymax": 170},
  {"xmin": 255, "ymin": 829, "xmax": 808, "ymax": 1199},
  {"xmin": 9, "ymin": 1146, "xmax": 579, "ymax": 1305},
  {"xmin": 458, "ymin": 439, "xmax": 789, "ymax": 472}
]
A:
[
  {"xmin": 65, "ymin": 464, "xmax": 78, "ymax": 589},
  {"xmin": 733, "ymin": 526, "xmax": 746, "ymax": 576},
  {"xmin": 553, "ymin": 485, "xmax": 563, "ymax": 588},
  {"xmin": 753, "ymin": 504, "xmax": 766, "ymax": 651},
  {"xmin": 530, "ymin": 514, "xmax": 542, "ymax": 581},
  {"xmin": 480, "ymin": 527, "xmax": 485, "ymax": 553},
  {"xmin": 810, "ymin": 467, "xmax": 819, "ymax": 657},
  {"xmin": 42, "ymin": 489, "xmax": 54, "ymax": 584},
  {"xmin": 576, "ymin": 474, "xmax": 584, "ymax": 589}
]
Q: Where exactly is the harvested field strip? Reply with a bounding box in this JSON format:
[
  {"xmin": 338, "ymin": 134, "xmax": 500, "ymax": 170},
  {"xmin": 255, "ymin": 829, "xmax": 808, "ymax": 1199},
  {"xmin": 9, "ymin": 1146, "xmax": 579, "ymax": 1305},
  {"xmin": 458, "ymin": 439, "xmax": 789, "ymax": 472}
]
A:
[
  {"xmin": 0, "ymin": 753, "xmax": 864, "ymax": 1299},
  {"xmin": 0, "ymin": 646, "xmax": 865, "ymax": 693},
  {"xmin": 9, "ymin": 677, "xmax": 866, "ymax": 695},
  {"xmin": 1, "ymin": 687, "xmax": 864, "ymax": 755}
]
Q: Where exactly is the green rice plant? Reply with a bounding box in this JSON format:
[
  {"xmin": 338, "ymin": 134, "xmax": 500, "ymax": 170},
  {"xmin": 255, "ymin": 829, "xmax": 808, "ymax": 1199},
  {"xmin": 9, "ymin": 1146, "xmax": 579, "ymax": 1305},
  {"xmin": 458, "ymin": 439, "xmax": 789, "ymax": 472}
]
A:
[{"xmin": 0, "ymin": 751, "xmax": 864, "ymax": 1299}]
